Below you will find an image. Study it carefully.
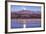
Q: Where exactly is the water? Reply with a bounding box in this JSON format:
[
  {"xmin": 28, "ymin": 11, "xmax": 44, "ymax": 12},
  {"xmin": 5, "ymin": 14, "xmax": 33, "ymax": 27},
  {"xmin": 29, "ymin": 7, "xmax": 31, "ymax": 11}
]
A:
[{"xmin": 11, "ymin": 19, "xmax": 41, "ymax": 29}]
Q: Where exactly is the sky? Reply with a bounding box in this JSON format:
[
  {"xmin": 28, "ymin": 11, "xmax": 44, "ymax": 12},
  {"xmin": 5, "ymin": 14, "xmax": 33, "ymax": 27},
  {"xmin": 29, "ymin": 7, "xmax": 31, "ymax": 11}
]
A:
[{"xmin": 11, "ymin": 5, "xmax": 41, "ymax": 12}]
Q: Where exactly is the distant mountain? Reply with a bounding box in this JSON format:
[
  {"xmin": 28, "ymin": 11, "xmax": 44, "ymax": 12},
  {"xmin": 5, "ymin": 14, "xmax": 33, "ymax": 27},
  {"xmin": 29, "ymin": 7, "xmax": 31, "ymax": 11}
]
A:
[
  {"xmin": 11, "ymin": 10, "xmax": 41, "ymax": 19},
  {"xmin": 15, "ymin": 10, "xmax": 33, "ymax": 14},
  {"xmin": 12, "ymin": 10, "xmax": 41, "ymax": 14}
]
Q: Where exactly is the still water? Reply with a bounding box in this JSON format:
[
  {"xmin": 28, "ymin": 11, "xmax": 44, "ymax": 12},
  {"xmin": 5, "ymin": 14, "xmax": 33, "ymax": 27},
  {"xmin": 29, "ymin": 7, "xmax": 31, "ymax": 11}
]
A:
[{"xmin": 11, "ymin": 19, "xmax": 41, "ymax": 29}]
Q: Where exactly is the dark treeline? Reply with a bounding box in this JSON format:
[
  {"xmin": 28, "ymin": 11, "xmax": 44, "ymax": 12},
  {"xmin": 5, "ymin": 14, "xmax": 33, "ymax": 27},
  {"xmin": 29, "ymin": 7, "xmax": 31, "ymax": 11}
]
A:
[{"xmin": 11, "ymin": 12, "xmax": 41, "ymax": 19}]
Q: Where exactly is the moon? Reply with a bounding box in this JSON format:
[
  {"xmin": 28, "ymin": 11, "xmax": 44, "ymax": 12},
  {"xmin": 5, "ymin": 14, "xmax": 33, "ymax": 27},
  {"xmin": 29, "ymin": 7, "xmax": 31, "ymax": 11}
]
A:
[
  {"xmin": 24, "ymin": 8, "xmax": 26, "ymax": 10},
  {"xmin": 22, "ymin": 7, "xmax": 26, "ymax": 10}
]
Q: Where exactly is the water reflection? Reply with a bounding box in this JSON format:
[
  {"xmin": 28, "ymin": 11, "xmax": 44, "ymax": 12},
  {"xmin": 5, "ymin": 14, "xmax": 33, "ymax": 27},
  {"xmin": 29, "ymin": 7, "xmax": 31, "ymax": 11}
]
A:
[{"xmin": 11, "ymin": 19, "xmax": 41, "ymax": 28}]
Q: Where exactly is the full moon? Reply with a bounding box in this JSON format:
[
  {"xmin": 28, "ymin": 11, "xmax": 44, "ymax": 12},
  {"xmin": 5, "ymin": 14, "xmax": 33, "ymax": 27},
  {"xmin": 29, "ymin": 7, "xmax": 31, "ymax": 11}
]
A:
[
  {"xmin": 22, "ymin": 7, "xmax": 26, "ymax": 10},
  {"xmin": 24, "ymin": 8, "xmax": 26, "ymax": 10}
]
